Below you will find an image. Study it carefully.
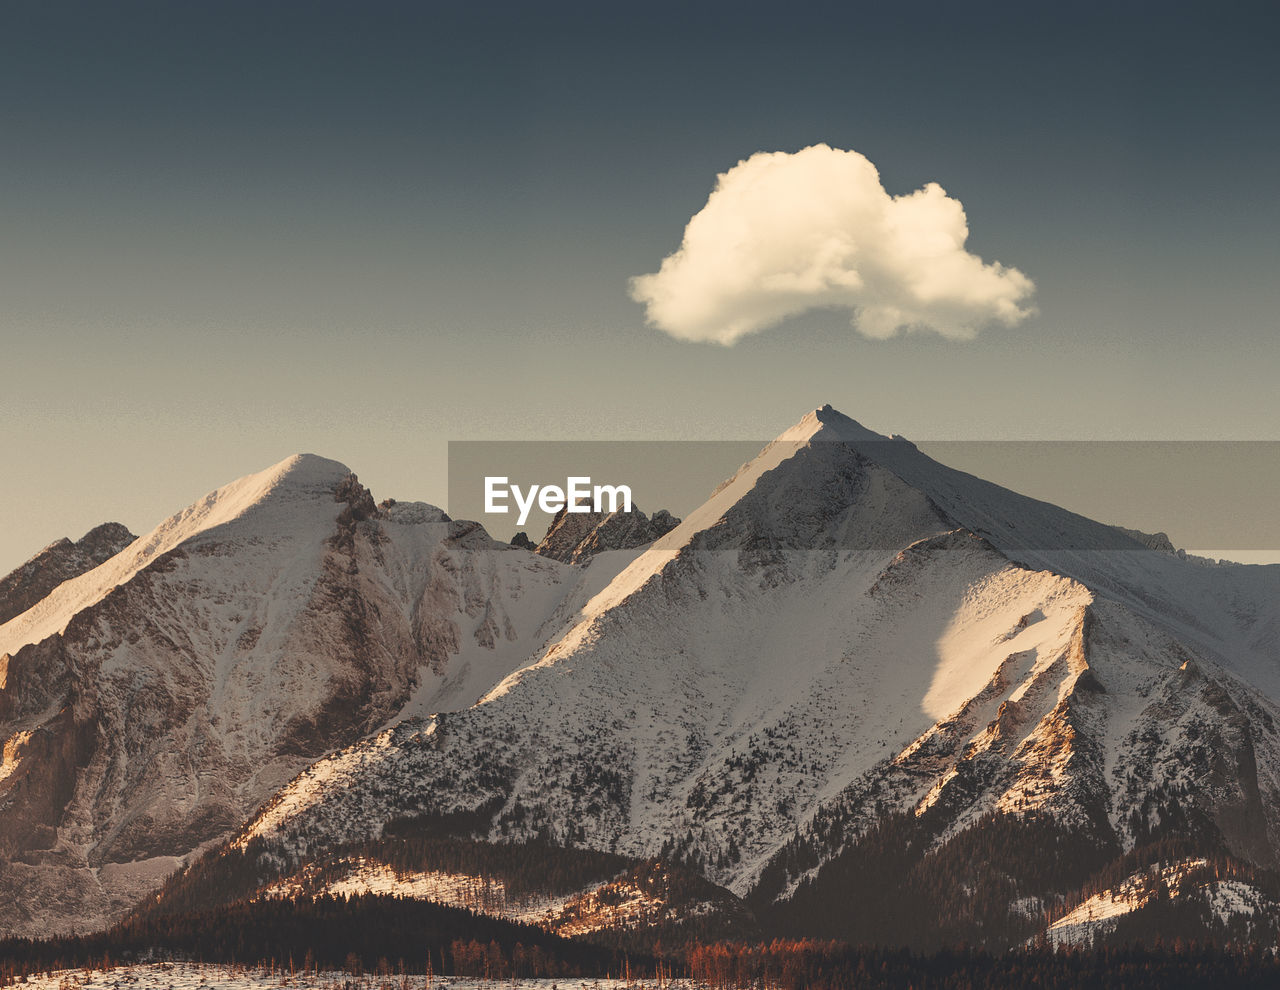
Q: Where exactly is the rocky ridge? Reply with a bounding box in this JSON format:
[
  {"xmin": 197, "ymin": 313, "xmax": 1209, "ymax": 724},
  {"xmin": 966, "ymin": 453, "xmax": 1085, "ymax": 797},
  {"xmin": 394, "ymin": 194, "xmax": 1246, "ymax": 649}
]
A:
[
  {"xmin": 535, "ymin": 505, "xmax": 680, "ymax": 564},
  {"xmin": 0, "ymin": 523, "xmax": 136, "ymax": 625}
]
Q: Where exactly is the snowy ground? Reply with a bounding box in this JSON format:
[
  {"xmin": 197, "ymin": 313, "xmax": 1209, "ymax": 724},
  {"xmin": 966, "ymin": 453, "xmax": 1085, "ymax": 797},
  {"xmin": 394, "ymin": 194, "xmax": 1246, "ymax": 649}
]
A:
[
  {"xmin": 17, "ymin": 964, "xmax": 694, "ymax": 990},
  {"xmin": 1041, "ymin": 859, "xmax": 1268, "ymax": 947}
]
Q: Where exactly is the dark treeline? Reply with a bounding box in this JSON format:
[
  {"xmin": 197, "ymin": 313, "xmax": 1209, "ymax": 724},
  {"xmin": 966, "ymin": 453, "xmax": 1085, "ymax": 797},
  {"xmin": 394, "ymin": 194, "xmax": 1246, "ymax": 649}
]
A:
[
  {"xmin": 753, "ymin": 805, "xmax": 1280, "ymax": 951},
  {"xmin": 346, "ymin": 821, "xmax": 633, "ymax": 898},
  {"xmin": 6, "ymin": 931, "xmax": 1280, "ymax": 989},
  {"xmin": 687, "ymin": 939, "xmax": 1280, "ymax": 990},
  {"xmin": 0, "ymin": 894, "xmax": 628, "ymax": 980},
  {"xmin": 554, "ymin": 859, "xmax": 761, "ymax": 956},
  {"xmin": 1040, "ymin": 837, "xmax": 1280, "ymax": 938},
  {"xmin": 136, "ymin": 837, "xmax": 285, "ymax": 920},
  {"xmin": 757, "ymin": 810, "xmax": 1114, "ymax": 947},
  {"xmin": 20, "ymin": 806, "xmax": 1280, "ymax": 985},
  {"xmin": 133, "ymin": 826, "xmax": 755, "ymax": 957},
  {"xmin": 1100, "ymin": 880, "xmax": 1280, "ymax": 949}
]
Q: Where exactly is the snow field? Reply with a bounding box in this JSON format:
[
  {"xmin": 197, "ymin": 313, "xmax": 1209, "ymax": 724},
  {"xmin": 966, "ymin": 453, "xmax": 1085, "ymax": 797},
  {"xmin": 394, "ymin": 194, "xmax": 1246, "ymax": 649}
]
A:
[{"xmin": 16, "ymin": 964, "xmax": 694, "ymax": 990}]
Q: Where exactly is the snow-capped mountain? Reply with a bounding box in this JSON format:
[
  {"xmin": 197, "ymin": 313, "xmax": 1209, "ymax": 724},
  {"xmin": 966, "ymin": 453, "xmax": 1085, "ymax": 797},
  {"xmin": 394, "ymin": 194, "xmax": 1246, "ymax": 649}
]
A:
[
  {"xmin": 209, "ymin": 409, "xmax": 1280, "ymax": 945},
  {"xmin": 0, "ymin": 455, "xmax": 585, "ymax": 933},
  {"xmin": 4, "ymin": 406, "xmax": 1280, "ymax": 948}
]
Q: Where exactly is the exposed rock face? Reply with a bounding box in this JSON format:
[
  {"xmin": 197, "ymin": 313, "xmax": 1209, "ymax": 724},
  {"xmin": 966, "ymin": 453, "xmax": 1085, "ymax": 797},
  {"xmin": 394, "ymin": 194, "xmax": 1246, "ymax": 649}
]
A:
[
  {"xmin": 509, "ymin": 532, "xmax": 535, "ymax": 551},
  {"xmin": 1113, "ymin": 526, "xmax": 1181, "ymax": 556},
  {"xmin": 535, "ymin": 505, "xmax": 681, "ymax": 564},
  {"xmin": 570, "ymin": 508, "xmax": 680, "ymax": 562},
  {"xmin": 534, "ymin": 506, "xmax": 606, "ymax": 561},
  {"xmin": 0, "ymin": 523, "xmax": 135, "ymax": 624}
]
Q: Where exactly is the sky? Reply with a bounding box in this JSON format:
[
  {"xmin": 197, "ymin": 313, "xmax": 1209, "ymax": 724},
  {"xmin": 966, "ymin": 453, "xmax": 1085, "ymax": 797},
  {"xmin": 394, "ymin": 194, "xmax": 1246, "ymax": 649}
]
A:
[{"xmin": 2, "ymin": 0, "xmax": 1279, "ymax": 572}]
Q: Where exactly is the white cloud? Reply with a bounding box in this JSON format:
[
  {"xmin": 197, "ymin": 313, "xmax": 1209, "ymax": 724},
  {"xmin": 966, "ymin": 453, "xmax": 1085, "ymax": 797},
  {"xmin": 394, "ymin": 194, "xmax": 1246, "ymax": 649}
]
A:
[{"xmin": 630, "ymin": 144, "xmax": 1036, "ymax": 345}]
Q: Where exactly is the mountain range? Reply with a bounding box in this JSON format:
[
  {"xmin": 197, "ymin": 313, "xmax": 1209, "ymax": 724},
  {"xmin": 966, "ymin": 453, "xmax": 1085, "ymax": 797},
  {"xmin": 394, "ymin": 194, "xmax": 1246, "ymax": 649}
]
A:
[{"xmin": 3, "ymin": 405, "xmax": 1279, "ymax": 950}]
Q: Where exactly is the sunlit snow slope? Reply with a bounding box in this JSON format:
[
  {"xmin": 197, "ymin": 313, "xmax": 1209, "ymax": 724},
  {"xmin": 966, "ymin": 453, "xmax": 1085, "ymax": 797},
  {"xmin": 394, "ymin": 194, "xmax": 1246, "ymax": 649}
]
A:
[{"xmin": 234, "ymin": 408, "xmax": 1280, "ymax": 921}]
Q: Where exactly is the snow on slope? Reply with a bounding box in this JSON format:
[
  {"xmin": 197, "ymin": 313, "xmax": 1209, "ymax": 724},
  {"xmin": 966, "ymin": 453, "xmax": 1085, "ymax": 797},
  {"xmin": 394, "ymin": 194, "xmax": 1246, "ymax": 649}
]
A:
[
  {"xmin": 240, "ymin": 437, "xmax": 964, "ymax": 860},
  {"xmin": 800, "ymin": 406, "xmax": 1280, "ymax": 700},
  {"xmin": 224, "ymin": 423, "xmax": 1097, "ymax": 888},
  {"xmin": 263, "ymin": 858, "xmax": 578, "ymax": 924},
  {"xmin": 232, "ymin": 407, "xmax": 1280, "ymax": 918},
  {"xmin": 1043, "ymin": 858, "xmax": 1273, "ymax": 947},
  {"xmin": 0, "ymin": 455, "xmax": 349, "ymax": 660},
  {"xmin": 376, "ymin": 505, "xmax": 581, "ymax": 719},
  {"xmin": 22, "ymin": 964, "xmax": 693, "ymax": 990},
  {"xmin": 1044, "ymin": 860, "xmax": 1204, "ymax": 946}
]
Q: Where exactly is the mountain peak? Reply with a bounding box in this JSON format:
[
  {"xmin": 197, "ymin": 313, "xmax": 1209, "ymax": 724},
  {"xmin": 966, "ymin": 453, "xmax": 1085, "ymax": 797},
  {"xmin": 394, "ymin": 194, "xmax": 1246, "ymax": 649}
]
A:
[
  {"xmin": 780, "ymin": 405, "xmax": 893, "ymax": 445},
  {"xmin": 263, "ymin": 453, "xmax": 354, "ymax": 491},
  {"xmin": 0, "ymin": 454, "xmax": 356, "ymax": 659}
]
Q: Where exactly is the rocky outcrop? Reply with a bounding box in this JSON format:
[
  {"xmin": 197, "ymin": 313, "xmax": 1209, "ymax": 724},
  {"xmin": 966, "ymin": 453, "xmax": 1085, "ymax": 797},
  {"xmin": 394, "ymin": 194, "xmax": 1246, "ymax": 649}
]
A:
[
  {"xmin": 535, "ymin": 505, "xmax": 681, "ymax": 564},
  {"xmin": 1112, "ymin": 526, "xmax": 1181, "ymax": 556},
  {"xmin": 534, "ymin": 507, "xmax": 606, "ymax": 561},
  {"xmin": 0, "ymin": 523, "xmax": 135, "ymax": 624}
]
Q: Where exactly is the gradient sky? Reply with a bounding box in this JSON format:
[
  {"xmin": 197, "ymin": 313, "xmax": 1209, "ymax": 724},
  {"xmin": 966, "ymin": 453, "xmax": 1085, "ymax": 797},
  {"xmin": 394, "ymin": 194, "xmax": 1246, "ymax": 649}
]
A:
[{"xmin": 3, "ymin": 1, "xmax": 1279, "ymax": 573}]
